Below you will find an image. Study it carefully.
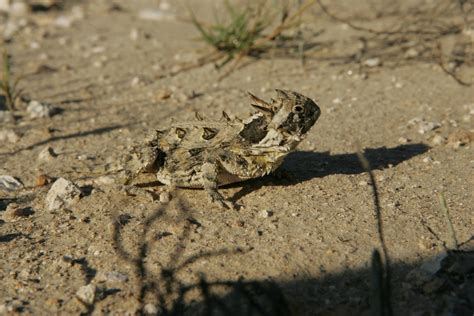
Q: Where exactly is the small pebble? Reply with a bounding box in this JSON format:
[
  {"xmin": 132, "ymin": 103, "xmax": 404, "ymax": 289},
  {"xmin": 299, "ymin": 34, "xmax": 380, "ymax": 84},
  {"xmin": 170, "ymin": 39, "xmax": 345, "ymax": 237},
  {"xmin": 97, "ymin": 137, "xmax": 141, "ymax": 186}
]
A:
[
  {"xmin": 0, "ymin": 175, "xmax": 23, "ymax": 191},
  {"xmin": 404, "ymin": 48, "xmax": 419, "ymax": 58},
  {"xmin": 363, "ymin": 57, "xmax": 381, "ymax": 67},
  {"xmin": 422, "ymin": 157, "xmax": 433, "ymax": 163},
  {"xmin": 2, "ymin": 203, "xmax": 34, "ymax": 222},
  {"xmin": 130, "ymin": 28, "xmax": 139, "ymax": 41},
  {"xmin": 398, "ymin": 137, "xmax": 409, "ymax": 144},
  {"xmin": 36, "ymin": 174, "xmax": 53, "ymax": 187},
  {"xmin": 431, "ymin": 135, "xmax": 445, "ymax": 146},
  {"xmin": 418, "ymin": 121, "xmax": 441, "ymax": 134},
  {"xmin": 0, "ymin": 111, "xmax": 15, "ymax": 123},
  {"xmin": 76, "ymin": 284, "xmax": 96, "ymax": 305},
  {"xmin": 27, "ymin": 100, "xmax": 58, "ymax": 118},
  {"xmin": 131, "ymin": 77, "xmax": 141, "ymax": 87},
  {"xmin": 4, "ymin": 21, "xmax": 20, "ymax": 40},
  {"xmin": 103, "ymin": 271, "xmax": 128, "ymax": 283},
  {"xmin": 0, "ymin": 129, "xmax": 20, "ymax": 143},
  {"xmin": 156, "ymin": 89, "xmax": 172, "ymax": 100},
  {"xmin": 0, "ymin": 0, "xmax": 9, "ymax": 12},
  {"xmin": 144, "ymin": 303, "xmax": 159, "ymax": 315},
  {"xmin": 55, "ymin": 15, "xmax": 73, "ymax": 28},
  {"xmin": 159, "ymin": 191, "xmax": 171, "ymax": 203},
  {"xmin": 259, "ymin": 209, "xmax": 273, "ymax": 218},
  {"xmin": 38, "ymin": 146, "xmax": 57, "ymax": 161},
  {"xmin": 447, "ymin": 129, "xmax": 474, "ymax": 148},
  {"xmin": 30, "ymin": 41, "xmax": 40, "ymax": 50},
  {"xmin": 94, "ymin": 176, "xmax": 115, "ymax": 186},
  {"xmin": 332, "ymin": 98, "xmax": 342, "ymax": 104},
  {"xmin": 138, "ymin": 9, "xmax": 175, "ymax": 21},
  {"xmin": 10, "ymin": 1, "xmax": 28, "ymax": 16},
  {"xmin": 44, "ymin": 178, "xmax": 82, "ymax": 211}
]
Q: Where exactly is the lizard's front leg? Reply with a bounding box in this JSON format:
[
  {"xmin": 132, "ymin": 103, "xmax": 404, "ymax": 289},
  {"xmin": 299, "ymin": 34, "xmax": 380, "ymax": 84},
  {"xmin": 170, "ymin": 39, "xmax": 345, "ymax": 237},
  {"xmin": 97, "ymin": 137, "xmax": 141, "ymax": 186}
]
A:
[{"xmin": 200, "ymin": 162, "xmax": 234, "ymax": 210}]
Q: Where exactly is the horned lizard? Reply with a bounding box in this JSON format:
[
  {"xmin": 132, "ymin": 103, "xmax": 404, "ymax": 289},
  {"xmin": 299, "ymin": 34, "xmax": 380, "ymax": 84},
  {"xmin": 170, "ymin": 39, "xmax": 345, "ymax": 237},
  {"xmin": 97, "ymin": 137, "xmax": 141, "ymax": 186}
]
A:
[{"xmin": 127, "ymin": 89, "xmax": 321, "ymax": 209}]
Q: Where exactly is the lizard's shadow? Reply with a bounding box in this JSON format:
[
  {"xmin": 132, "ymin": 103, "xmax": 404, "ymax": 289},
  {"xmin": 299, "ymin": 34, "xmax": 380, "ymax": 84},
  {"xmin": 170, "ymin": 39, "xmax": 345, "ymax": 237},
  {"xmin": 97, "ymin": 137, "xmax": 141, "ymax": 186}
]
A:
[{"xmin": 227, "ymin": 143, "xmax": 430, "ymax": 203}]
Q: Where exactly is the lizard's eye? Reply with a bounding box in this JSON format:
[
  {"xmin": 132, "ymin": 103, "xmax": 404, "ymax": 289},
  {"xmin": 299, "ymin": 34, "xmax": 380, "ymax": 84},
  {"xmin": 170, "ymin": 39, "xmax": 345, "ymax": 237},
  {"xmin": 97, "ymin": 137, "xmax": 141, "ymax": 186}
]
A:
[{"xmin": 293, "ymin": 105, "xmax": 304, "ymax": 113}]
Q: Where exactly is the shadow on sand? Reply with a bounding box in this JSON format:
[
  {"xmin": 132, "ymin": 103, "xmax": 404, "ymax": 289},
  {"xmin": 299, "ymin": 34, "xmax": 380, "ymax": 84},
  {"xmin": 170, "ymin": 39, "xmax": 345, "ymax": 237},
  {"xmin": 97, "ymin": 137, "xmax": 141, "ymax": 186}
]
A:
[{"xmin": 230, "ymin": 143, "xmax": 429, "ymax": 202}]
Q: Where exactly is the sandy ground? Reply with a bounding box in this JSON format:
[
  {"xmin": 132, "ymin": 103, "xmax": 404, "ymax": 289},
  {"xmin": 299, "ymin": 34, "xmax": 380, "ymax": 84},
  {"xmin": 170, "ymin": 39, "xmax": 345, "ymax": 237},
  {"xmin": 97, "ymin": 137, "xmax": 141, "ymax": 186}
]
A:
[{"xmin": 1, "ymin": 0, "xmax": 473, "ymax": 315}]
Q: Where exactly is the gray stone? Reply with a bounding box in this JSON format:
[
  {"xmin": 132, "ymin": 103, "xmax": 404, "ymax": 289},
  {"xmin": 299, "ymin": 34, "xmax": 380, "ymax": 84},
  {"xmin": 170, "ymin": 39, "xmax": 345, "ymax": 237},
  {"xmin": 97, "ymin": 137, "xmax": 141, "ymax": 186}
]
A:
[
  {"xmin": 38, "ymin": 146, "xmax": 57, "ymax": 161},
  {"xmin": 27, "ymin": 100, "xmax": 58, "ymax": 118},
  {"xmin": 76, "ymin": 284, "xmax": 96, "ymax": 305},
  {"xmin": 2, "ymin": 203, "xmax": 34, "ymax": 222},
  {"xmin": 45, "ymin": 178, "xmax": 82, "ymax": 211},
  {"xmin": 0, "ymin": 175, "xmax": 23, "ymax": 191},
  {"xmin": 144, "ymin": 303, "xmax": 159, "ymax": 315},
  {"xmin": 0, "ymin": 129, "xmax": 20, "ymax": 143},
  {"xmin": 363, "ymin": 57, "xmax": 381, "ymax": 67}
]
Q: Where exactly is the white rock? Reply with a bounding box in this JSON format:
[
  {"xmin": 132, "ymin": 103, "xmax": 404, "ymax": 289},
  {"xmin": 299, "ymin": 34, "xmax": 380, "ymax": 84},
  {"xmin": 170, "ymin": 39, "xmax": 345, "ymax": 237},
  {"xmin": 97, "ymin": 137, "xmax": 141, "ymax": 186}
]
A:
[
  {"xmin": 404, "ymin": 48, "xmax": 419, "ymax": 58},
  {"xmin": 76, "ymin": 284, "xmax": 96, "ymax": 305},
  {"xmin": 55, "ymin": 15, "xmax": 73, "ymax": 28},
  {"xmin": 159, "ymin": 191, "xmax": 171, "ymax": 203},
  {"xmin": 29, "ymin": 41, "xmax": 40, "ymax": 49},
  {"xmin": 3, "ymin": 20, "xmax": 19, "ymax": 39},
  {"xmin": 363, "ymin": 57, "xmax": 381, "ymax": 67},
  {"xmin": 332, "ymin": 98, "xmax": 342, "ymax": 104},
  {"xmin": 138, "ymin": 9, "xmax": 175, "ymax": 21},
  {"xmin": 0, "ymin": 129, "xmax": 20, "ymax": 142},
  {"xmin": 407, "ymin": 117, "xmax": 422, "ymax": 126},
  {"xmin": 144, "ymin": 303, "xmax": 159, "ymax": 315},
  {"xmin": 259, "ymin": 209, "xmax": 273, "ymax": 218},
  {"xmin": 130, "ymin": 28, "xmax": 138, "ymax": 41},
  {"xmin": 130, "ymin": 76, "xmax": 141, "ymax": 87},
  {"xmin": 27, "ymin": 100, "xmax": 56, "ymax": 118},
  {"xmin": 10, "ymin": 1, "xmax": 28, "ymax": 17},
  {"xmin": 418, "ymin": 121, "xmax": 441, "ymax": 134},
  {"xmin": 398, "ymin": 137, "xmax": 409, "ymax": 144},
  {"xmin": 0, "ymin": 175, "xmax": 23, "ymax": 191},
  {"xmin": 38, "ymin": 146, "xmax": 57, "ymax": 161},
  {"xmin": 0, "ymin": 110, "xmax": 15, "ymax": 123},
  {"xmin": 431, "ymin": 135, "xmax": 445, "ymax": 146},
  {"xmin": 45, "ymin": 178, "xmax": 82, "ymax": 211},
  {"xmin": 70, "ymin": 5, "xmax": 84, "ymax": 20},
  {"xmin": 422, "ymin": 157, "xmax": 433, "ymax": 163},
  {"xmin": 2, "ymin": 203, "xmax": 33, "ymax": 222},
  {"xmin": 158, "ymin": 1, "xmax": 170, "ymax": 10},
  {"xmin": 0, "ymin": 0, "xmax": 9, "ymax": 12},
  {"xmin": 94, "ymin": 175, "xmax": 115, "ymax": 185}
]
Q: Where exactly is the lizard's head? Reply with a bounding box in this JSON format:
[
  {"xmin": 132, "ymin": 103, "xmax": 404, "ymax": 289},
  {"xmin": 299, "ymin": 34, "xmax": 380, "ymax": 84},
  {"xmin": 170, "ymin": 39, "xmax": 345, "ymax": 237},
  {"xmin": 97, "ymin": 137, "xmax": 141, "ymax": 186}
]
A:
[{"xmin": 248, "ymin": 89, "xmax": 320, "ymax": 137}]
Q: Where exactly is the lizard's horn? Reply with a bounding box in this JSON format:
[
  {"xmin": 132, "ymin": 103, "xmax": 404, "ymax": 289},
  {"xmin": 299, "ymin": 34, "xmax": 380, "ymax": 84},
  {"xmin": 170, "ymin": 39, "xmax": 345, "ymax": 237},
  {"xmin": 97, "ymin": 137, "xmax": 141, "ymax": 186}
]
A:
[
  {"xmin": 247, "ymin": 92, "xmax": 274, "ymax": 114},
  {"xmin": 275, "ymin": 89, "xmax": 291, "ymax": 100}
]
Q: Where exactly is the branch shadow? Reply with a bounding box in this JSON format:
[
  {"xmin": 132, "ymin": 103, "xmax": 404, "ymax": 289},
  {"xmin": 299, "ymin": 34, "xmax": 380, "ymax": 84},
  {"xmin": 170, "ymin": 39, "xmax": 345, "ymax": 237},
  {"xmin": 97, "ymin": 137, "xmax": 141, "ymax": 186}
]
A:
[
  {"xmin": 182, "ymin": 245, "xmax": 473, "ymax": 316},
  {"xmin": 109, "ymin": 196, "xmax": 473, "ymax": 316},
  {"xmin": 230, "ymin": 143, "xmax": 430, "ymax": 203}
]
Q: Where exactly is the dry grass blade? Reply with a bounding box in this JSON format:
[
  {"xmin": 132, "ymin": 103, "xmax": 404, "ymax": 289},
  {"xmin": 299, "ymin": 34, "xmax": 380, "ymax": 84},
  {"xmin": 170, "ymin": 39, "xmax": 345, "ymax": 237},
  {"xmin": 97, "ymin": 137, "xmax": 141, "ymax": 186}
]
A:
[
  {"xmin": 187, "ymin": 0, "xmax": 317, "ymax": 80},
  {"xmin": 1, "ymin": 45, "xmax": 24, "ymax": 114},
  {"xmin": 356, "ymin": 146, "xmax": 393, "ymax": 316},
  {"xmin": 438, "ymin": 193, "xmax": 459, "ymax": 250},
  {"xmin": 1, "ymin": 47, "xmax": 15, "ymax": 112}
]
